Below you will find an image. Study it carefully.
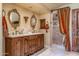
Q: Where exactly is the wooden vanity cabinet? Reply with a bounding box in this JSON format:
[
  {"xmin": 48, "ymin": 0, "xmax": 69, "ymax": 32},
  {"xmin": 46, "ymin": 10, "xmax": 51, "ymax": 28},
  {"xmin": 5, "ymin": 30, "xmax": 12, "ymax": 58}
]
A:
[
  {"xmin": 5, "ymin": 34, "xmax": 44, "ymax": 56},
  {"xmin": 5, "ymin": 37, "xmax": 24, "ymax": 56},
  {"xmin": 24, "ymin": 34, "xmax": 44, "ymax": 55}
]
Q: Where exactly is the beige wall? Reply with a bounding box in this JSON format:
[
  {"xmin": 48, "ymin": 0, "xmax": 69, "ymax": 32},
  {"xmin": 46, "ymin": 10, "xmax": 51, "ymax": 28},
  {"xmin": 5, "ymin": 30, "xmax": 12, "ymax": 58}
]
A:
[
  {"xmin": 0, "ymin": 3, "xmax": 2, "ymax": 56},
  {"xmin": 3, "ymin": 4, "xmax": 40, "ymax": 35},
  {"xmin": 39, "ymin": 13, "xmax": 51, "ymax": 47}
]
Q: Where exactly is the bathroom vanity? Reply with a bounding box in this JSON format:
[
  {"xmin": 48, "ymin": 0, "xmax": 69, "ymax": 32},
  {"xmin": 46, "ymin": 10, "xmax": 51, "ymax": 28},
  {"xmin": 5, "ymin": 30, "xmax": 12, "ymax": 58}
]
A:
[
  {"xmin": 3, "ymin": 9, "xmax": 44, "ymax": 56},
  {"xmin": 5, "ymin": 33, "xmax": 44, "ymax": 56}
]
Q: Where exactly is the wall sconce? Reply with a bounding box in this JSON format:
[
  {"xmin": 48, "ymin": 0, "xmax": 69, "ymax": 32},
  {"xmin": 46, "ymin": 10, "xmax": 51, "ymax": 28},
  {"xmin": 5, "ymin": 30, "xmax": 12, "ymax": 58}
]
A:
[
  {"xmin": 45, "ymin": 21, "xmax": 49, "ymax": 33},
  {"xmin": 24, "ymin": 16, "xmax": 29, "ymax": 23}
]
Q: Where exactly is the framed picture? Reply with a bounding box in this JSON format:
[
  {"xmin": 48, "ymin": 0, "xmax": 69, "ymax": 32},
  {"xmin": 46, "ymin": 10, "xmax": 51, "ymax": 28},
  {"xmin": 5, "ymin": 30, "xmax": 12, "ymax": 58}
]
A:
[{"xmin": 40, "ymin": 19, "xmax": 46, "ymax": 29}]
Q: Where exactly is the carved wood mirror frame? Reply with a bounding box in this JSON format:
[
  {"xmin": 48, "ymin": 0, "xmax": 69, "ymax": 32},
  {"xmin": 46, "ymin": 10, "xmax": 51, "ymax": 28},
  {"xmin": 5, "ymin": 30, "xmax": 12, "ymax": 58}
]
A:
[
  {"xmin": 8, "ymin": 9, "xmax": 20, "ymax": 29},
  {"xmin": 30, "ymin": 15, "xmax": 37, "ymax": 29}
]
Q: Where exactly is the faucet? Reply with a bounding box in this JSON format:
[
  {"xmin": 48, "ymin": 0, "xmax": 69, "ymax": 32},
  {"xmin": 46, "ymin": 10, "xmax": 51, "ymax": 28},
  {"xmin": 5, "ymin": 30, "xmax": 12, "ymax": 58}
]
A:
[
  {"xmin": 12, "ymin": 29, "xmax": 24, "ymax": 35},
  {"xmin": 19, "ymin": 29, "xmax": 24, "ymax": 34},
  {"xmin": 15, "ymin": 30, "xmax": 19, "ymax": 35}
]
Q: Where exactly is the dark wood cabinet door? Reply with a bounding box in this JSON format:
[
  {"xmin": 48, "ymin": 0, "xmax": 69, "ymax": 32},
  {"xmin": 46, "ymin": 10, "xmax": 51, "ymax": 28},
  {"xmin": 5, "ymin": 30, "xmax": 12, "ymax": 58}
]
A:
[
  {"xmin": 5, "ymin": 38, "xmax": 12, "ymax": 56},
  {"xmin": 28, "ymin": 35, "xmax": 36, "ymax": 55},
  {"xmin": 76, "ymin": 11, "xmax": 79, "ymax": 51},
  {"xmin": 38, "ymin": 34, "xmax": 44, "ymax": 50},
  {"xmin": 72, "ymin": 9, "xmax": 79, "ymax": 52},
  {"xmin": 14, "ymin": 38, "xmax": 21, "ymax": 56},
  {"xmin": 36, "ymin": 35, "xmax": 41, "ymax": 50},
  {"xmin": 24, "ymin": 37, "xmax": 29, "ymax": 55},
  {"xmin": 20, "ymin": 38, "xmax": 24, "ymax": 56},
  {"xmin": 12, "ymin": 38, "xmax": 24, "ymax": 56}
]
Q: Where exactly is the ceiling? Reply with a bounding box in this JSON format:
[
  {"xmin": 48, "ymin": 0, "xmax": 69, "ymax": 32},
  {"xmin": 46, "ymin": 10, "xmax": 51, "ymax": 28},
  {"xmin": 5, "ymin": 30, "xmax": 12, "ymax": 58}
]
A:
[{"xmin": 15, "ymin": 3, "xmax": 68, "ymax": 14}]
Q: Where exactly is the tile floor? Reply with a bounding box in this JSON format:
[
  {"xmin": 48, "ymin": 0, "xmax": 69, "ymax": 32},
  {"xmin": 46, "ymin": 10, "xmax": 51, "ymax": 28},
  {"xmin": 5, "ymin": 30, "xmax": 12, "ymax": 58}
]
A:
[{"xmin": 32, "ymin": 44, "xmax": 79, "ymax": 56}]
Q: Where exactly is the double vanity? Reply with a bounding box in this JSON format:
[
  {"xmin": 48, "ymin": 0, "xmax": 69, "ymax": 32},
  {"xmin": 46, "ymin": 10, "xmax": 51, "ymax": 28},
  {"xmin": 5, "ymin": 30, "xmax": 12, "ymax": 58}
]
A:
[
  {"xmin": 3, "ymin": 9, "xmax": 44, "ymax": 56},
  {"xmin": 5, "ymin": 33, "xmax": 44, "ymax": 56}
]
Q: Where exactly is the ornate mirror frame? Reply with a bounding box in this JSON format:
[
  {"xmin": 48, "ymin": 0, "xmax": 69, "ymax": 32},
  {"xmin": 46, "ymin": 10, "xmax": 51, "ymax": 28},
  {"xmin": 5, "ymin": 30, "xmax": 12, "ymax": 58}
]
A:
[
  {"xmin": 30, "ymin": 15, "xmax": 37, "ymax": 29},
  {"xmin": 8, "ymin": 9, "xmax": 20, "ymax": 29}
]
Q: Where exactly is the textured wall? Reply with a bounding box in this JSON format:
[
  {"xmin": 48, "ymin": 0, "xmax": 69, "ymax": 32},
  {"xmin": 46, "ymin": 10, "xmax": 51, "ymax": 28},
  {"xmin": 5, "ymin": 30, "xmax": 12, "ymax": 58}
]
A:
[{"xmin": 3, "ymin": 4, "xmax": 40, "ymax": 36}]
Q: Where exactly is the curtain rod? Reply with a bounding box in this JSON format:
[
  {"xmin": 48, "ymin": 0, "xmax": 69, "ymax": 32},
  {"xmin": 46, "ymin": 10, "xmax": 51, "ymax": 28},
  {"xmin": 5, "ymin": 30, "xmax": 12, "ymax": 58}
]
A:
[{"xmin": 51, "ymin": 7, "xmax": 70, "ymax": 12}]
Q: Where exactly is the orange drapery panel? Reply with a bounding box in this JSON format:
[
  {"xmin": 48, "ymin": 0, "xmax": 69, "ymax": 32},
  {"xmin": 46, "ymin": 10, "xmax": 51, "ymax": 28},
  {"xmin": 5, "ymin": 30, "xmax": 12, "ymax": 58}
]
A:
[
  {"xmin": 58, "ymin": 7, "xmax": 70, "ymax": 51},
  {"xmin": 2, "ymin": 16, "xmax": 8, "ymax": 37}
]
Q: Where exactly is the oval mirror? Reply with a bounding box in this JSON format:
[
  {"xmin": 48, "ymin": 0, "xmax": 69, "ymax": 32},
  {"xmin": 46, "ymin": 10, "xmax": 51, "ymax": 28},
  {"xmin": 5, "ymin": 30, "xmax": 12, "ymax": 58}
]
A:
[
  {"xmin": 8, "ymin": 9, "xmax": 20, "ymax": 29},
  {"xmin": 30, "ymin": 15, "xmax": 37, "ymax": 29}
]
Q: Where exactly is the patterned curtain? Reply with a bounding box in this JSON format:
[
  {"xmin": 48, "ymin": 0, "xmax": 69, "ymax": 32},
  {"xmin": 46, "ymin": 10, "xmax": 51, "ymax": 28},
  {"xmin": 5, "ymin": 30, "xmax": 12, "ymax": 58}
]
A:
[{"xmin": 58, "ymin": 7, "xmax": 71, "ymax": 51}]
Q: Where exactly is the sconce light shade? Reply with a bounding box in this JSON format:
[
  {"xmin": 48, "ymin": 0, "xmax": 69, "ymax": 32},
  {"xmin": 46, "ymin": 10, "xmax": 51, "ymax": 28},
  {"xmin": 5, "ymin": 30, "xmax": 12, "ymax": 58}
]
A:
[{"xmin": 45, "ymin": 21, "xmax": 49, "ymax": 32}]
